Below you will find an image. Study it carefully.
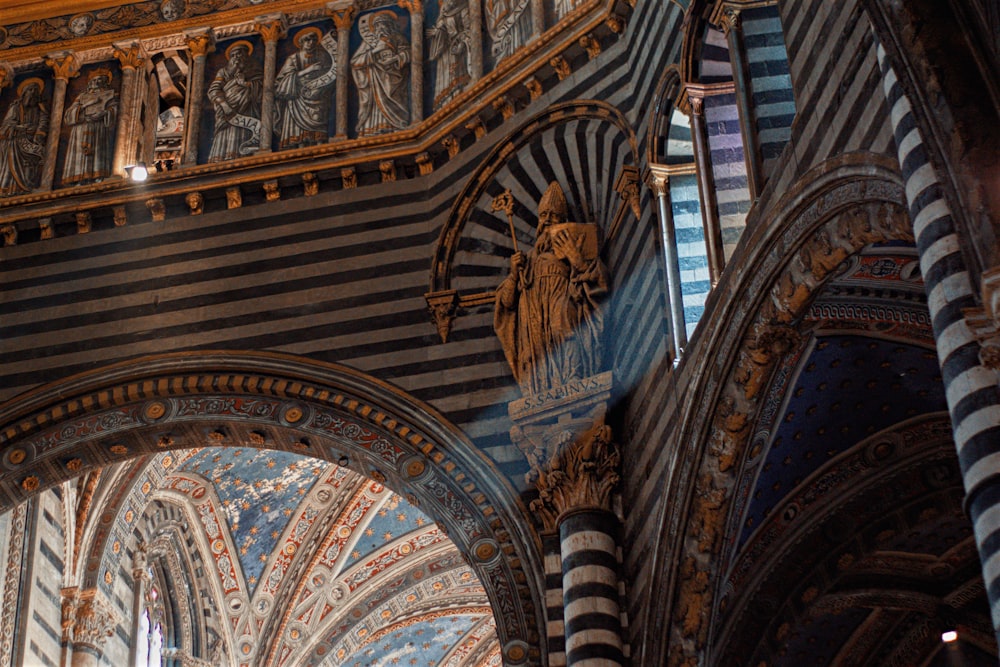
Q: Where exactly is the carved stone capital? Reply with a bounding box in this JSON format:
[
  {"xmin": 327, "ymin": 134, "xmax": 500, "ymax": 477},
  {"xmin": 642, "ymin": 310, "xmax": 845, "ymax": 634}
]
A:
[
  {"xmin": 0, "ymin": 63, "xmax": 13, "ymax": 90},
  {"xmin": 112, "ymin": 41, "xmax": 146, "ymax": 70},
  {"xmin": 717, "ymin": 7, "xmax": 741, "ymax": 35},
  {"xmin": 183, "ymin": 28, "xmax": 216, "ymax": 58},
  {"xmin": 398, "ymin": 0, "xmax": 423, "ymax": 14},
  {"xmin": 254, "ymin": 14, "xmax": 288, "ymax": 43},
  {"xmin": 465, "ymin": 117, "xmax": 486, "ymax": 139},
  {"xmin": 327, "ymin": 2, "xmax": 357, "ymax": 31},
  {"xmin": 442, "ymin": 135, "xmax": 460, "ymax": 159},
  {"xmin": 509, "ymin": 373, "xmax": 618, "ymax": 531},
  {"xmin": 45, "ymin": 51, "xmax": 81, "ymax": 81},
  {"xmin": 61, "ymin": 588, "xmax": 117, "ymax": 652},
  {"xmin": 645, "ymin": 164, "xmax": 670, "ymax": 197},
  {"xmin": 605, "ymin": 15, "xmax": 625, "ymax": 33},
  {"xmin": 425, "ymin": 290, "xmax": 459, "ymax": 343}
]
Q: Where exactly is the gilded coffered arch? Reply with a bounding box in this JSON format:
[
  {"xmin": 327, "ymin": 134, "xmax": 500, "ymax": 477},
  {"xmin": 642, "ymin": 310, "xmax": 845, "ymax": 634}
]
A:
[{"xmin": 0, "ymin": 349, "xmax": 546, "ymax": 665}]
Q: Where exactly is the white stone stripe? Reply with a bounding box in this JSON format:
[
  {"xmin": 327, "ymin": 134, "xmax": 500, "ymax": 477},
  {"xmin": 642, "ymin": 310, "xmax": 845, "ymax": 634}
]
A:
[
  {"xmin": 956, "ymin": 406, "xmax": 1000, "ymax": 454},
  {"xmin": 905, "ymin": 162, "xmax": 939, "ymax": 207},
  {"xmin": 919, "ymin": 233, "xmax": 962, "ymax": 279},
  {"xmin": 896, "ymin": 127, "xmax": 923, "ymax": 169},
  {"xmin": 561, "ymin": 530, "xmax": 617, "ymax": 555},
  {"xmin": 912, "ymin": 197, "xmax": 952, "ymax": 240},
  {"xmin": 931, "ymin": 309, "xmax": 976, "ymax": 363},
  {"xmin": 946, "ymin": 365, "xmax": 999, "ymax": 412},
  {"xmin": 563, "ymin": 564, "xmax": 618, "ymax": 590},
  {"xmin": 548, "ymin": 652, "xmax": 567, "ymax": 667},
  {"xmin": 565, "ymin": 628, "xmax": 623, "ymax": 653},
  {"xmin": 569, "ymin": 658, "xmax": 622, "ymax": 667},
  {"xmin": 547, "ymin": 619, "xmax": 565, "ymax": 635},
  {"xmin": 973, "ymin": 503, "xmax": 1000, "ymax": 549},
  {"xmin": 565, "ymin": 595, "xmax": 620, "ymax": 622},
  {"xmin": 889, "ymin": 93, "xmax": 912, "ymax": 133},
  {"xmin": 962, "ymin": 450, "xmax": 1000, "ymax": 494},
  {"xmin": 926, "ymin": 269, "xmax": 974, "ymax": 314}
]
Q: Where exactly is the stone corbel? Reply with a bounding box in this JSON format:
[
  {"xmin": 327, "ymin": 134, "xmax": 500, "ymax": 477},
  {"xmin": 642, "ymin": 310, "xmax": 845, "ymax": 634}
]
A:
[
  {"xmin": 523, "ymin": 76, "xmax": 543, "ymax": 101},
  {"xmin": 341, "ymin": 166, "xmax": 357, "ymax": 189},
  {"xmin": 579, "ymin": 33, "xmax": 601, "ymax": 59},
  {"xmin": 146, "ymin": 198, "xmax": 166, "ymax": 221},
  {"xmin": 1, "ymin": 224, "xmax": 17, "ymax": 247},
  {"xmin": 379, "ymin": 160, "xmax": 396, "ymax": 183},
  {"xmin": 226, "ymin": 186, "xmax": 242, "ymax": 209},
  {"xmin": 492, "ymin": 95, "xmax": 515, "ymax": 120},
  {"xmin": 302, "ymin": 171, "xmax": 319, "ymax": 196},
  {"xmin": 549, "ymin": 55, "xmax": 571, "ymax": 80},
  {"xmin": 615, "ymin": 165, "xmax": 642, "ymax": 220},
  {"xmin": 76, "ymin": 211, "xmax": 92, "ymax": 234},
  {"xmin": 263, "ymin": 179, "xmax": 280, "ymax": 202},
  {"xmin": 415, "ymin": 152, "xmax": 433, "ymax": 176},
  {"xmin": 964, "ymin": 267, "xmax": 1000, "ymax": 370},
  {"xmin": 425, "ymin": 290, "xmax": 459, "ymax": 343}
]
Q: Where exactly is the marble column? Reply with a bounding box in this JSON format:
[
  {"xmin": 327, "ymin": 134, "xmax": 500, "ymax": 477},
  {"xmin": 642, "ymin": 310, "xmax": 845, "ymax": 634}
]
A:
[
  {"xmin": 41, "ymin": 51, "xmax": 80, "ymax": 190},
  {"xmin": 254, "ymin": 14, "xmax": 287, "ymax": 153},
  {"xmin": 508, "ymin": 372, "xmax": 623, "ymax": 667},
  {"xmin": 400, "ymin": 0, "xmax": 423, "ymax": 123},
  {"xmin": 127, "ymin": 546, "xmax": 150, "ymax": 667},
  {"xmin": 684, "ymin": 86, "xmax": 725, "ymax": 286},
  {"xmin": 182, "ymin": 28, "xmax": 215, "ymax": 165},
  {"xmin": 112, "ymin": 41, "xmax": 147, "ymax": 176},
  {"xmin": 719, "ymin": 7, "xmax": 763, "ymax": 200},
  {"xmin": 328, "ymin": 2, "xmax": 355, "ymax": 140},
  {"xmin": 647, "ymin": 164, "xmax": 687, "ymax": 361},
  {"xmin": 876, "ymin": 38, "xmax": 1000, "ymax": 645}
]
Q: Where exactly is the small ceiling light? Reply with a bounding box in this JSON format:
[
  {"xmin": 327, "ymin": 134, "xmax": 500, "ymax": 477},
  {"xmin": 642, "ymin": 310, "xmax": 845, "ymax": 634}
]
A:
[
  {"xmin": 337, "ymin": 455, "xmax": 349, "ymax": 467},
  {"xmin": 127, "ymin": 163, "xmax": 148, "ymax": 182},
  {"xmin": 941, "ymin": 630, "xmax": 958, "ymax": 643}
]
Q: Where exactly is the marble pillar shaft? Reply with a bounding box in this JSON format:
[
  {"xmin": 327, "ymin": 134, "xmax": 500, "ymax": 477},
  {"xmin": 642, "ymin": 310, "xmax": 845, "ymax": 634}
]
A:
[
  {"xmin": 409, "ymin": 9, "xmax": 424, "ymax": 123},
  {"xmin": 184, "ymin": 53, "xmax": 208, "ymax": 165},
  {"xmin": 559, "ymin": 509, "xmax": 623, "ymax": 667},
  {"xmin": 688, "ymin": 94, "xmax": 725, "ymax": 286},
  {"xmin": 40, "ymin": 78, "xmax": 70, "ymax": 190},
  {"xmin": 468, "ymin": 0, "xmax": 484, "ymax": 80},
  {"xmin": 723, "ymin": 10, "xmax": 763, "ymax": 199},
  {"xmin": 260, "ymin": 38, "xmax": 279, "ymax": 152},
  {"xmin": 651, "ymin": 173, "xmax": 687, "ymax": 358}
]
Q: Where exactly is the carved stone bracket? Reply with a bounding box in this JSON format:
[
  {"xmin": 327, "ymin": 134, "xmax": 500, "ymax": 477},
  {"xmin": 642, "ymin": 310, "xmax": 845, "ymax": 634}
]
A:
[
  {"xmin": 425, "ymin": 290, "xmax": 459, "ymax": 343},
  {"xmin": 964, "ymin": 266, "xmax": 1000, "ymax": 370},
  {"xmin": 615, "ymin": 164, "xmax": 641, "ymax": 220},
  {"xmin": 508, "ymin": 371, "xmax": 619, "ymax": 532}
]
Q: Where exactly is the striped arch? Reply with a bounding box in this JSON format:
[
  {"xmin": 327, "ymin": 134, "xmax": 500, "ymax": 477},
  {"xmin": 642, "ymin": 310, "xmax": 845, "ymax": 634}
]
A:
[
  {"xmin": 679, "ymin": 0, "xmax": 733, "ymax": 86},
  {"xmin": 429, "ymin": 99, "xmax": 639, "ymax": 295},
  {"xmin": 0, "ymin": 351, "xmax": 545, "ymax": 665},
  {"xmin": 640, "ymin": 154, "xmax": 918, "ymax": 666}
]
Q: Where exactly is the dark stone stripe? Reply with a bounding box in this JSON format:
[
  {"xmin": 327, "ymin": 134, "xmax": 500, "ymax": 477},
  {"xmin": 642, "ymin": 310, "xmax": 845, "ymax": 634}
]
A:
[
  {"xmin": 561, "ymin": 549, "xmax": 618, "ymax": 573},
  {"xmin": 952, "ymin": 386, "xmax": 1000, "ymax": 426},
  {"xmin": 564, "ymin": 610, "xmax": 621, "ymax": 634},
  {"xmin": 560, "ymin": 508, "xmax": 619, "ymax": 536},
  {"xmin": 564, "ymin": 581, "xmax": 619, "ymax": 605},
  {"xmin": 566, "ymin": 642, "xmax": 624, "ymax": 664}
]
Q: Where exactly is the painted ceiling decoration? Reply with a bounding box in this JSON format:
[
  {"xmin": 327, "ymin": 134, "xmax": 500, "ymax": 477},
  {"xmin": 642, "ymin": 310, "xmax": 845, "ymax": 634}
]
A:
[{"xmin": 109, "ymin": 446, "xmax": 503, "ymax": 666}]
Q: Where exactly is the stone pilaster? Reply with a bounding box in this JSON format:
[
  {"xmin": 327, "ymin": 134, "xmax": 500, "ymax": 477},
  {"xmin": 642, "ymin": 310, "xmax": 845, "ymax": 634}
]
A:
[
  {"xmin": 327, "ymin": 2, "xmax": 355, "ymax": 140},
  {"xmin": 255, "ymin": 14, "xmax": 287, "ymax": 153},
  {"xmin": 112, "ymin": 41, "xmax": 147, "ymax": 176},
  {"xmin": 182, "ymin": 28, "xmax": 215, "ymax": 165},
  {"xmin": 41, "ymin": 51, "xmax": 81, "ymax": 190}
]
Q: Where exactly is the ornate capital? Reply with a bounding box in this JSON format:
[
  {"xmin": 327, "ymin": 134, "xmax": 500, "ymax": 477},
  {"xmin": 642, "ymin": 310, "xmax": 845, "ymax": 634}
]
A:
[
  {"xmin": 509, "ymin": 373, "xmax": 619, "ymax": 532},
  {"xmin": 327, "ymin": 2, "xmax": 356, "ymax": 31},
  {"xmin": 45, "ymin": 51, "xmax": 81, "ymax": 81},
  {"xmin": 718, "ymin": 7, "xmax": 741, "ymax": 35},
  {"xmin": 254, "ymin": 14, "xmax": 287, "ymax": 43},
  {"xmin": 645, "ymin": 164, "xmax": 670, "ymax": 197},
  {"xmin": 62, "ymin": 588, "xmax": 117, "ymax": 651},
  {"xmin": 398, "ymin": 0, "xmax": 422, "ymax": 13},
  {"xmin": 113, "ymin": 41, "xmax": 146, "ymax": 70},
  {"xmin": 183, "ymin": 28, "xmax": 216, "ymax": 58}
]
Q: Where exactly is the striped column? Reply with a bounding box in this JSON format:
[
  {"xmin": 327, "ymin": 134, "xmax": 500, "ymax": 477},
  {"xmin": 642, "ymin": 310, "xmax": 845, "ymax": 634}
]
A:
[
  {"xmin": 544, "ymin": 533, "xmax": 567, "ymax": 666},
  {"xmin": 560, "ymin": 509, "xmax": 623, "ymax": 667},
  {"xmin": 876, "ymin": 40, "xmax": 1000, "ymax": 636}
]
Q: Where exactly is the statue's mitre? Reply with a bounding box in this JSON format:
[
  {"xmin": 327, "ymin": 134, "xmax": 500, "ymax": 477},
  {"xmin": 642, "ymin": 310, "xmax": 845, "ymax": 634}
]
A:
[{"xmin": 539, "ymin": 181, "xmax": 568, "ymax": 218}]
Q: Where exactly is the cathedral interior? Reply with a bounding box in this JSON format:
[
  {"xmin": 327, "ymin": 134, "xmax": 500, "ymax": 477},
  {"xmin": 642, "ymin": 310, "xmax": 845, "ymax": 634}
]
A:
[{"xmin": 0, "ymin": 0, "xmax": 998, "ymax": 665}]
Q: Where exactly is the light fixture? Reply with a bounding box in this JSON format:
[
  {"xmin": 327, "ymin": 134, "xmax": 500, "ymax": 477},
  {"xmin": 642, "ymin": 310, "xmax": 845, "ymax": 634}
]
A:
[
  {"xmin": 126, "ymin": 163, "xmax": 148, "ymax": 182},
  {"xmin": 337, "ymin": 455, "xmax": 349, "ymax": 467},
  {"xmin": 941, "ymin": 630, "xmax": 958, "ymax": 643}
]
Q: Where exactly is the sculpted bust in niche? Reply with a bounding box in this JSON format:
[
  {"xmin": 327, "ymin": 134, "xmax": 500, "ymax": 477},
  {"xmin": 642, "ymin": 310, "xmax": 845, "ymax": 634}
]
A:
[{"xmin": 160, "ymin": 0, "xmax": 185, "ymax": 21}]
